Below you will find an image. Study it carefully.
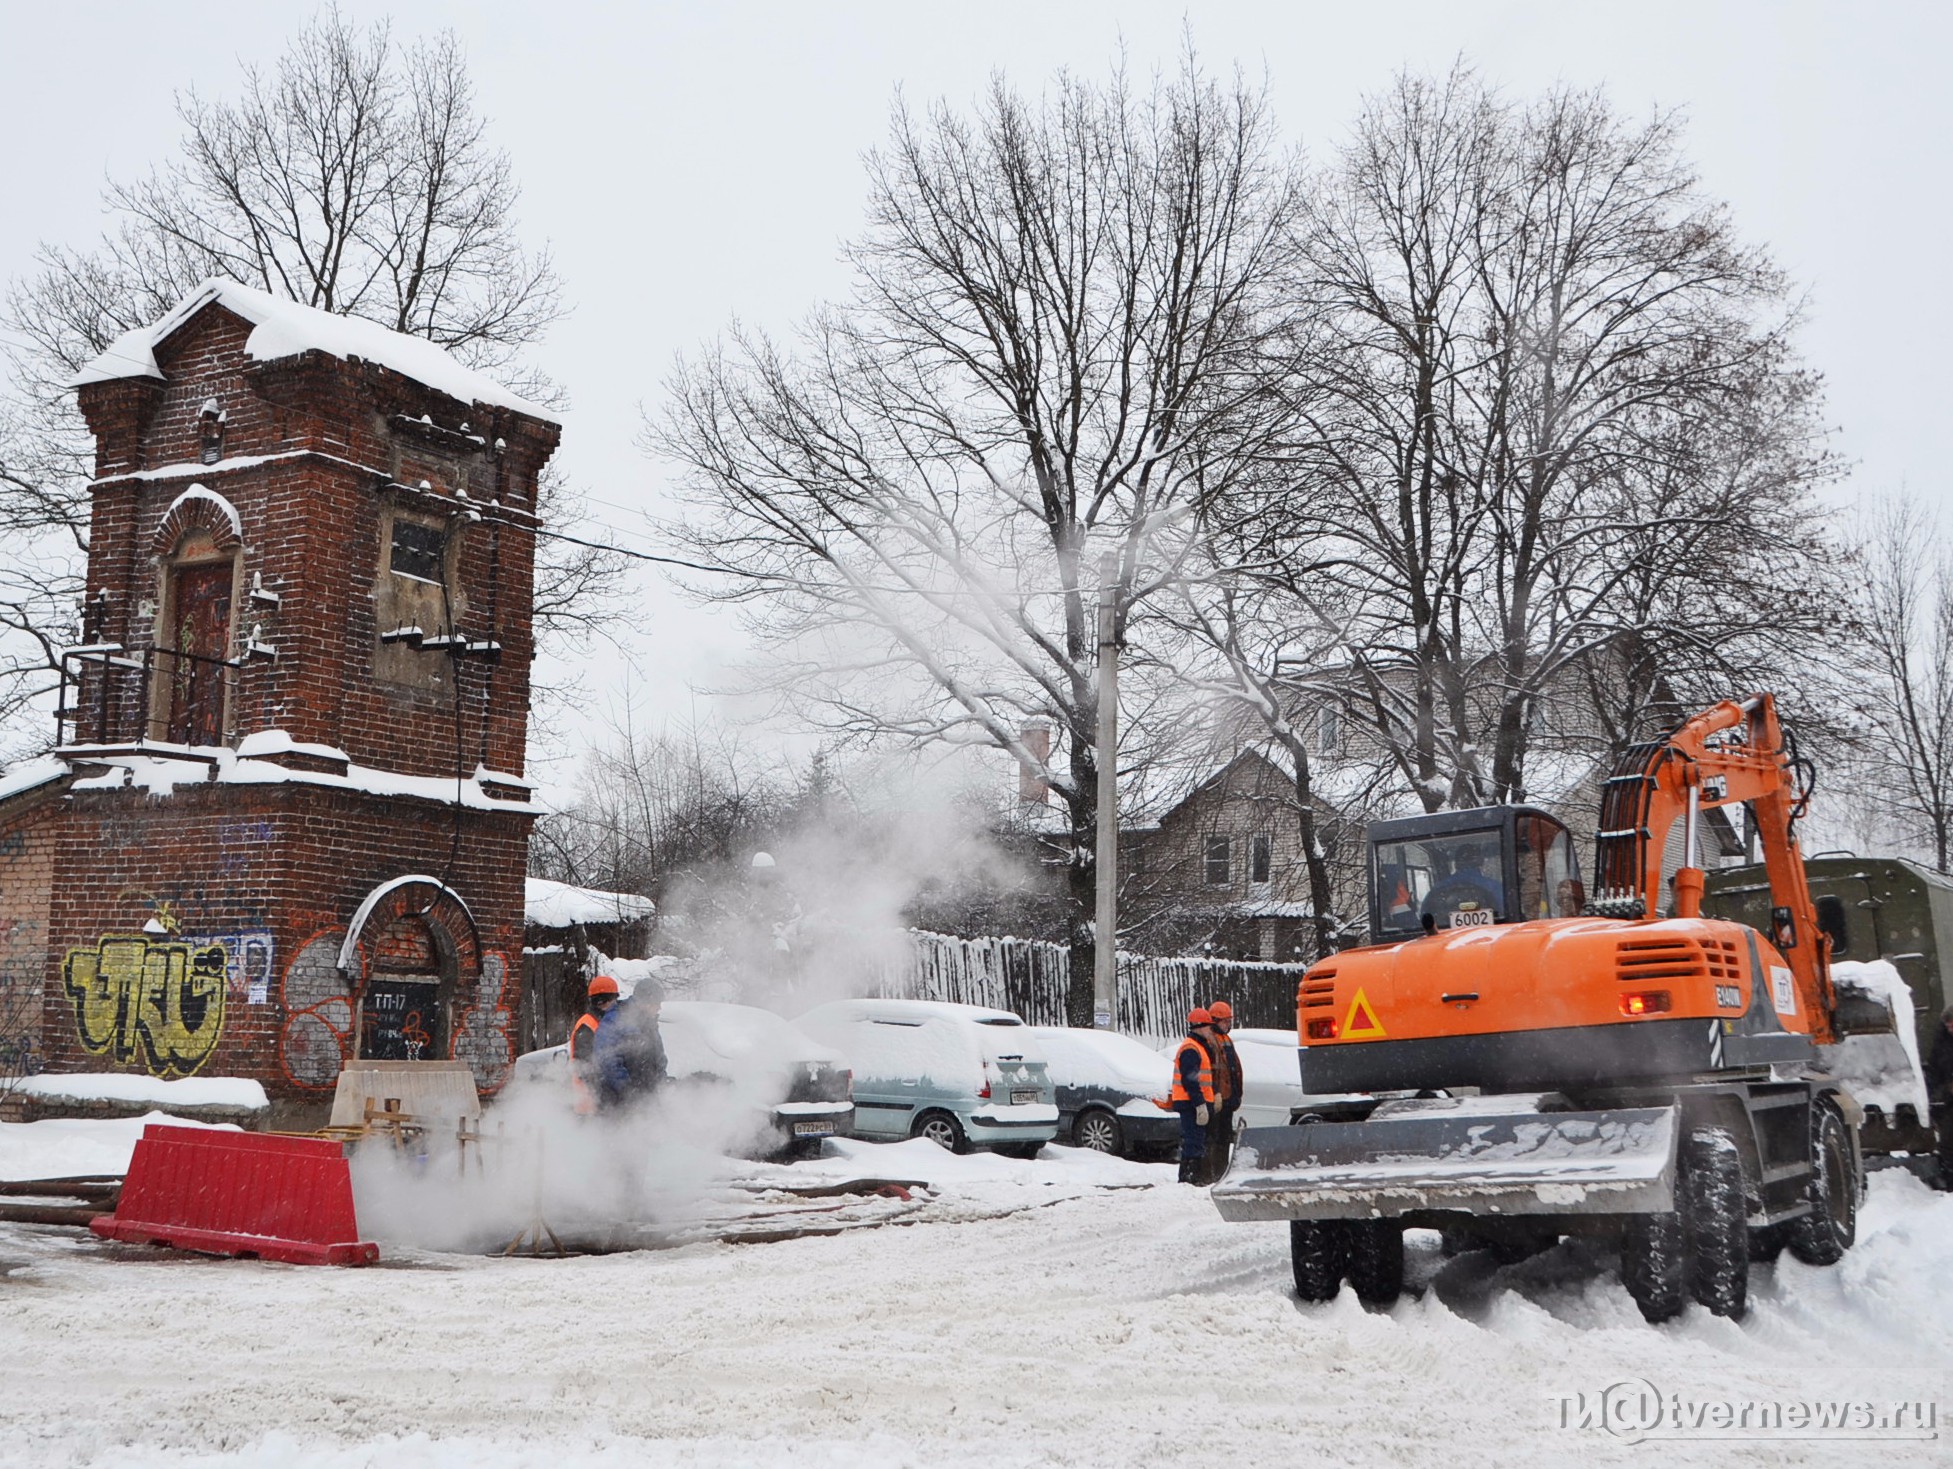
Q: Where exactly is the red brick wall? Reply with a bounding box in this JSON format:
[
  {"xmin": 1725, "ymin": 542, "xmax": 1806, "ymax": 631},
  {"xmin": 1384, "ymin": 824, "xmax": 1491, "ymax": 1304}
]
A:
[
  {"xmin": 40, "ymin": 297, "xmax": 561, "ymax": 1103},
  {"xmin": 0, "ymin": 789, "xmax": 63, "ymax": 1077},
  {"xmin": 39, "ymin": 780, "xmax": 531, "ymax": 1100},
  {"xmin": 73, "ymin": 300, "xmax": 558, "ymax": 781}
]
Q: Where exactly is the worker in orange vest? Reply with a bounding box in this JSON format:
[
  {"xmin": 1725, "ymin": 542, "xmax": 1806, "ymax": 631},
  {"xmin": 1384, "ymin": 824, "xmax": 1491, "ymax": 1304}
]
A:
[
  {"xmin": 1201, "ymin": 1000, "xmax": 1246, "ymax": 1184},
  {"xmin": 1170, "ymin": 1007, "xmax": 1218, "ymax": 1185},
  {"xmin": 568, "ymin": 974, "xmax": 621, "ymax": 1115}
]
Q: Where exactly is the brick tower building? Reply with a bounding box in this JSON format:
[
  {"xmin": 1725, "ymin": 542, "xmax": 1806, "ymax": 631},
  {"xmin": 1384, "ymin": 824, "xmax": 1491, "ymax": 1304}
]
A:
[{"xmin": 0, "ymin": 280, "xmax": 560, "ymax": 1110}]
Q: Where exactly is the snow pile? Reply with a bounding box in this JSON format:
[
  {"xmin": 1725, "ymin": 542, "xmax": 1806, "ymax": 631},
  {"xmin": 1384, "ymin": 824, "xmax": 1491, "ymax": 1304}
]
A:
[
  {"xmin": 75, "ymin": 278, "xmax": 557, "ymax": 421},
  {"xmin": 0, "ymin": 1110, "xmax": 240, "ymax": 1181},
  {"xmin": 1829, "ymin": 960, "xmax": 1931, "ymax": 1117},
  {"xmin": 15, "ymin": 1074, "xmax": 268, "ymax": 1111},
  {"xmin": 525, "ymin": 876, "xmax": 656, "ymax": 929},
  {"xmin": 0, "ymin": 756, "xmax": 70, "ymax": 804}
]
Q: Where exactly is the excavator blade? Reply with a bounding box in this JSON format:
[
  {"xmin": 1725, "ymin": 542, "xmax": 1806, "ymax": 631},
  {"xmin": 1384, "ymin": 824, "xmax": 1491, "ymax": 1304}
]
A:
[{"xmin": 1211, "ymin": 1101, "xmax": 1679, "ymax": 1222}]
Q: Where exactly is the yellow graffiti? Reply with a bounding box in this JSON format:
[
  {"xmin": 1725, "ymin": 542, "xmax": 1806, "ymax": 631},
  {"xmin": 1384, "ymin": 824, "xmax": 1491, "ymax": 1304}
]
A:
[{"xmin": 62, "ymin": 935, "xmax": 227, "ymax": 1078}]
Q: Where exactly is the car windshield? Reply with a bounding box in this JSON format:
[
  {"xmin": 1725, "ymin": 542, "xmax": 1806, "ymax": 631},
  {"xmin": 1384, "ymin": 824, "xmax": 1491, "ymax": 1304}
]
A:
[{"xmin": 1375, "ymin": 828, "xmax": 1504, "ymax": 935}]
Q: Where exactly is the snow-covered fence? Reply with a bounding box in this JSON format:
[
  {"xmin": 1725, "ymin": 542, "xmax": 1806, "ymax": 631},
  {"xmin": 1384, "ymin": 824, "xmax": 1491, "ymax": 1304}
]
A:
[{"xmin": 871, "ymin": 930, "xmax": 1307, "ymax": 1047}]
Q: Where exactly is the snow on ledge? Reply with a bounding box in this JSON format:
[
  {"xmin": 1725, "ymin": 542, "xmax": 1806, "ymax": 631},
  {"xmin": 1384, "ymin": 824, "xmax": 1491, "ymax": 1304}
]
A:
[
  {"xmin": 67, "ymin": 746, "xmax": 539, "ymax": 813},
  {"xmin": 525, "ymin": 876, "xmax": 655, "ymax": 929},
  {"xmin": 0, "ymin": 756, "xmax": 71, "ymax": 805},
  {"xmin": 73, "ymin": 277, "xmax": 556, "ymax": 423},
  {"xmin": 18, "ymin": 1074, "xmax": 269, "ymax": 1110},
  {"xmin": 234, "ymin": 729, "xmax": 351, "ymax": 763},
  {"xmin": 163, "ymin": 483, "xmax": 243, "ymax": 540}
]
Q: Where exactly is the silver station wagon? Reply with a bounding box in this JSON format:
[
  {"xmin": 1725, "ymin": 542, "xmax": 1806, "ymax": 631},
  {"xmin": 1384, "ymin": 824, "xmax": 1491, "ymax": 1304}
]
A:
[{"xmin": 795, "ymin": 999, "xmax": 1059, "ymax": 1157}]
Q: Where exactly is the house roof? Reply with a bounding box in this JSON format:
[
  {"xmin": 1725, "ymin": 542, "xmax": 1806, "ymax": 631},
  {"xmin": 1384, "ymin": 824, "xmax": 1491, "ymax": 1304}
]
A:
[
  {"xmin": 524, "ymin": 877, "xmax": 656, "ymax": 929},
  {"xmin": 74, "ymin": 278, "xmax": 556, "ymax": 423}
]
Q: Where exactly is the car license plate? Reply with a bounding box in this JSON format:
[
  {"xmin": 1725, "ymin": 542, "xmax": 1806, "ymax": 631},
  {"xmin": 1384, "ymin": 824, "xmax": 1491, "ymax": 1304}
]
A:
[
  {"xmin": 1448, "ymin": 908, "xmax": 1495, "ymax": 928},
  {"xmin": 791, "ymin": 1121, "xmax": 834, "ymax": 1137},
  {"xmin": 1011, "ymin": 1089, "xmax": 1038, "ymax": 1105}
]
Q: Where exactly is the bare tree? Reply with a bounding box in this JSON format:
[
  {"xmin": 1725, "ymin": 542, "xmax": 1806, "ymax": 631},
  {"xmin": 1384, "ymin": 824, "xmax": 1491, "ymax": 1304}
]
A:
[
  {"xmin": 0, "ymin": 9, "xmax": 577, "ymax": 751},
  {"xmin": 1845, "ymin": 498, "xmax": 1953, "ymax": 871},
  {"xmin": 656, "ymin": 60, "xmax": 1306, "ymax": 1023},
  {"xmin": 1245, "ymin": 67, "xmax": 1833, "ymax": 815}
]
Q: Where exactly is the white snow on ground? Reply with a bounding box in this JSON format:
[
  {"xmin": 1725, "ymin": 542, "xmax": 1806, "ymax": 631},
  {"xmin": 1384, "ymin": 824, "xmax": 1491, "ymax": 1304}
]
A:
[{"xmin": 1, "ymin": 1113, "xmax": 1948, "ymax": 1468}]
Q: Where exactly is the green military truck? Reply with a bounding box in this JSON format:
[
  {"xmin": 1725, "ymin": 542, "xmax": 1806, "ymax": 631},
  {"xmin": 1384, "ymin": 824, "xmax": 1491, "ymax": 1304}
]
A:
[{"xmin": 1704, "ymin": 854, "xmax": 1948, "ymax": 1155}]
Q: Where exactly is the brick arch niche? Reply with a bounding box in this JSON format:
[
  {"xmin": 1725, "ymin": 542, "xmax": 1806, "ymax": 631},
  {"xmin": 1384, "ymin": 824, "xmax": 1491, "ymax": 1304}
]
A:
[
  {"xmin": 339, "ymin": 876, "xmax": 481, "ymax": 1063},
  {"xmin": 150, "ymin": 486, "xmax": 245, "ymax": 747}
]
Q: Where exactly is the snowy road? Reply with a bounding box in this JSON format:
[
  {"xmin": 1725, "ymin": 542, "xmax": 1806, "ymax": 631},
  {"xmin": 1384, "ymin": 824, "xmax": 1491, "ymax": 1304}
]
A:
[{"xmin": 1, "ymin": 1131, "xmax": 1949, "ymax": 1469}]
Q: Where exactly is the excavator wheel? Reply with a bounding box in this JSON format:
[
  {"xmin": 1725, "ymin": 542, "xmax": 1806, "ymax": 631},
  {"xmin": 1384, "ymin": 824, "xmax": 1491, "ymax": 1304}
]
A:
[
  {"xmin": 1621, "ymin": 1211, "xmax": 1685, "ymax": 1323},
  {"xmin": 1682, "ymin": 1126, "xmax": 1750, "ymax": 1319},
  {"xmin": 1289, "ymin": 1221, "xmax": 1347, "ymax": 1302},
  {"xmin": 1346, "ymin": 1219, "xmax": 1405, "ymax": 1306},
  {"xmin": 1787, "ymin": 1103, "xmax": 1857, "ymax": 1266}
]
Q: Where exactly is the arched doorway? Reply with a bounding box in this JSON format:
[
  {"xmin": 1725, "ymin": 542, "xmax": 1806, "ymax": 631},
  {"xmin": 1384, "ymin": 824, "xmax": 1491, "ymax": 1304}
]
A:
[{"xmin": 358, "ymin": 912, "xmax": 450, "ymax": 1061}]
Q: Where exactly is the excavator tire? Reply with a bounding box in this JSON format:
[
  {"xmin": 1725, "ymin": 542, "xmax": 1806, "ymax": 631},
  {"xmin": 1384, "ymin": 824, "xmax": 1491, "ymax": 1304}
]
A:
[
  {"xmin": 1787, "ymin": 1103, "xmax": 1857, "ymax": 1266},
  {"xmin": 1682, "ymin": 1126, "xmax": 1750, "ymax": 1319},
  {"xmin": 1289, "ymin": 1220, "xmax": 1347, "ymax": 1302},
  {"xmin": 1347, "ymin": 1219, "xmax": 1405, "ymax": 1306},
  {"xmin": 1621, "ymin": 1211, "xmax": 1685, "ymax": 1323}
]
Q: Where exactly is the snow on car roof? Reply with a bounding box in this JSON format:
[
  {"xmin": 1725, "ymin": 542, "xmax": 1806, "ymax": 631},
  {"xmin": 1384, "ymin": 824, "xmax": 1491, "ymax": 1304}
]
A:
[
  {"xmin": 661, "ymin": 1000, "xmax": 841, "ymax": 1068},
  {"xmin": 1027, "ymin": 1027, "xmax": 1170, "ymax": 1092},
  {"xmin": 796, "ymin": 998, "xmax": 1027, "ymax": 1027}
]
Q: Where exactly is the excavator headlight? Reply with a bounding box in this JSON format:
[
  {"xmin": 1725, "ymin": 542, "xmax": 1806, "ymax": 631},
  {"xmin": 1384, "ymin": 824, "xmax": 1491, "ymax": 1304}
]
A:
[
  {"xmin": 1305, "ymin": 1018, "xmax": 1338, "ymax": 1040},
  {"xmin": 1619, "ymin": 990, "xmax": 1672, "ymax": 1017}
]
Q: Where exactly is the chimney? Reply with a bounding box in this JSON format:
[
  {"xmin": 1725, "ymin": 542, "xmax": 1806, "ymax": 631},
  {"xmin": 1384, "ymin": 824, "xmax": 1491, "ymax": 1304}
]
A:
[{"xmin": 1018, "ymin": 723, "xmax": 1051, "ymax": 805}]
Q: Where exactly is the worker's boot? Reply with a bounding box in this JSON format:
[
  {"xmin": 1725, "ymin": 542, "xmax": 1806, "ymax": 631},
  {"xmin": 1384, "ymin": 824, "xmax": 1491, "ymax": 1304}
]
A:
[{"xmin": 1176, "ymin": 1157, "xmax": 1194, "ymax": 1185}]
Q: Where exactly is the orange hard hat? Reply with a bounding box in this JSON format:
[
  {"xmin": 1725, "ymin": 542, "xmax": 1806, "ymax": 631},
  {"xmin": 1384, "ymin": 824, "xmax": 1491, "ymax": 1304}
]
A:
[
  {"xmin": 1208, "ymin": 1001, "xmax": 1233, "ymax": 1020},
  {"xmin": 1188, "ymin": 1006, "xmax": 1213, "ymax": 1026},
  {"xmin": 588, "ymin": 974, "xmax": 621, "ymax": 998}
]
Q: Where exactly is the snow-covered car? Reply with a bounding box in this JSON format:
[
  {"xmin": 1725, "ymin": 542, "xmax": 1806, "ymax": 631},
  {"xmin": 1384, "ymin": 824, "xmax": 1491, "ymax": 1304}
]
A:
[
  {"xmin": 1230, "ymin": 1027, "xmax": 1308, "ymax": 1128},
  {"xmin": 1025, "ymin": 1026, "xmax": 1180, "ymax": 1157},
  {"xmin": 795, "ymin": 999, "xmax": 1059, "ymax": 1157},
  {"xmin": 506, "ymin": 1000, "xmax": 853, "ymax": 1160}
]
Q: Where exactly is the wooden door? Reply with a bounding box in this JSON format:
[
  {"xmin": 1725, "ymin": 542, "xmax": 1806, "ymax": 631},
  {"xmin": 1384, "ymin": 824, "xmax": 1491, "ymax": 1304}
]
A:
[{"xmin": 166, "ymin": 560, "xmax": 232, "ymax": 746}]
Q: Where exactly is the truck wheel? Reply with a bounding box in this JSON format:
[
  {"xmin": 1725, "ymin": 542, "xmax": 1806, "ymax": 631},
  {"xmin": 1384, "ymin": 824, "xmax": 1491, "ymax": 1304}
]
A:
[
  {"xmin": 1621, "ymin": 1212, "xmax": 1685, "ymax": 1323},
  {"xmin": 1347, "ymin": 1219, "xmax": 1404, "ymax": 1306},
  {"xmin": 1748, "ymin": 1222, "xmax": 1789, "ymax": 1263},
  {"xmin": 1682, "ymin": 1126, "xmax": 1749, "ymax": 1319},
  {"xmin": 1289, "ymin": 1221, "xmax": 1347, "ymax": 1302},
  {"xmin": 1787, "ymin": 1104, "xmax": 1857, "ymax": 1266}
]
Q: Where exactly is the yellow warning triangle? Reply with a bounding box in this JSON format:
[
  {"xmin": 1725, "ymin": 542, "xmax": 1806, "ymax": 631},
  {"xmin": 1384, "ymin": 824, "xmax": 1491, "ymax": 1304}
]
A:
[{"xmin": 1342, "ymin": 987, "xmax": 1386, "ymax": 1039}]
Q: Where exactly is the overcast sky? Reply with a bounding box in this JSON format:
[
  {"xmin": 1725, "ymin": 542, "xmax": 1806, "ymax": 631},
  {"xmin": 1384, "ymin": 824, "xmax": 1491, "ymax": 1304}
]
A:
[{"xmin": 3, "ymin": 1, "xmax": 1946, "ymax": 773}]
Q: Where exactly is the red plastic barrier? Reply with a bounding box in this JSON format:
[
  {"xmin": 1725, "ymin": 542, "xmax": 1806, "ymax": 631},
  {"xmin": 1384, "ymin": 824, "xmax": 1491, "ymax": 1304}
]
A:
[{"xmin": 91, "ymin": 1124, "xmax": 379, "ymax": 1266}]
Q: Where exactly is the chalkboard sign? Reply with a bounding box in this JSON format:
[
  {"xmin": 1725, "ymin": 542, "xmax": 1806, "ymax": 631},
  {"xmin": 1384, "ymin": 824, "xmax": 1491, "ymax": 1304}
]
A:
[{"xmin": 360, "ymin": 975, "xmax": 445, "ymax": 1061}]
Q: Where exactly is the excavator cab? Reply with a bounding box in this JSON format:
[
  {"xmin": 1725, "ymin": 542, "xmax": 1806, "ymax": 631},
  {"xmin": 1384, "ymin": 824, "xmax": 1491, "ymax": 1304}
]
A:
[{"xmin": 1369, "ymin": 804, "xmax": 1583, "ymax": 941}]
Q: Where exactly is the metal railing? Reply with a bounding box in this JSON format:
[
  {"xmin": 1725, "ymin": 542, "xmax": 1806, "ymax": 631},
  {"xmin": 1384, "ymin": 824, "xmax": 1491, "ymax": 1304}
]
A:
[{"xmin": 56, "ymin": 643, "xmax": 242, "ymax": 750}]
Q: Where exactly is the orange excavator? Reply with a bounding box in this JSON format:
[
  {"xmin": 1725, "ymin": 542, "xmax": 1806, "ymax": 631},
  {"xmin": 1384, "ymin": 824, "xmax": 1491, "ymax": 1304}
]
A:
[{"xmin": 1212, "ymin": 694, "xmax": 1908, "ymax": 1322}]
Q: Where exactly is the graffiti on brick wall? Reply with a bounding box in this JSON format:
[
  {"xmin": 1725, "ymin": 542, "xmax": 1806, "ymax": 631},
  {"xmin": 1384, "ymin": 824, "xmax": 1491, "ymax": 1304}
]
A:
[
  {"xmin": 184, "ymin": 930, "xmax": 275, "ymax": 1003},
  {"xmin": 62, "ymin": 934, "xmax": 227, "ymax": 1078},
  {"xmin": 451, "ymin": 950, "xmax": 515, "ymax": 1092},
  {"xmin": 278, "ymin": 932, "xmax": 352, "ymax": 1089},
  {"xmin": 217, "ymin": 819, "xmax": 274, "ymax": 876},
  {"xmin": 0, "ymin": 830, "xmax": 26, "ymax": 858}
]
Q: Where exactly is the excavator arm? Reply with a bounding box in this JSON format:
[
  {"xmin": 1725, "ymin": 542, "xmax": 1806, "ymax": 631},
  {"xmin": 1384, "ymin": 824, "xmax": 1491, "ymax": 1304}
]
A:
[{"xmin": 1588, "ymin": 694, "xmax": 1837, "ymax": 1042}]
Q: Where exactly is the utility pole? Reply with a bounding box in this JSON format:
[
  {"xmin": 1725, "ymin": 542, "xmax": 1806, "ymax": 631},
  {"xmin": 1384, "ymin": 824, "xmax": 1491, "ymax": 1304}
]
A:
[{"xmin": 1094, "ymin": 552, "xmax": 1118, "ymax": 1029}]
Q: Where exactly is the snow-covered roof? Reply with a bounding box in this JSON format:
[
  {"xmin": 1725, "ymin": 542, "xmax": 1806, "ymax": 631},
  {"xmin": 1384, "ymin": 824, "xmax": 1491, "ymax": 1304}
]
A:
[
  {"xmin": 73, "ymin": 277, "xmax": 556, "ymax": 423},
  {"xmin": 524, "ymin": 876, "xmax": 656, "ymax": 929},
  {"xmin": 0, "ymin": 756, "xmax": 71, "ymax": 806}
]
